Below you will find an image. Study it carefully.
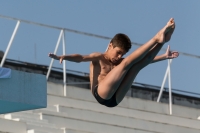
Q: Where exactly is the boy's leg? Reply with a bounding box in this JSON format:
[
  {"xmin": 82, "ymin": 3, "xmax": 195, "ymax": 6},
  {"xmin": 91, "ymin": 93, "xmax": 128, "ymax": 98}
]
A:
[
  {"xmin": 98, "ymin": 18, "xmax": 175, "ymax": 100},
  {"xmin": 115, "ymin": 27, "xmax": 175, "ymax": 103},
  {"xmin": 115, "ymin": 43, "xmax": 164, "ymax": 104}
]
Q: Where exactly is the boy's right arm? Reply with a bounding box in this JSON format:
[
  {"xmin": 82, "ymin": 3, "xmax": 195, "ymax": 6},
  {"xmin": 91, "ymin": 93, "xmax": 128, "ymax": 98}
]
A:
[{"xmin": 48, "ymin": 52, "xmax": 102, "ymax": 63}]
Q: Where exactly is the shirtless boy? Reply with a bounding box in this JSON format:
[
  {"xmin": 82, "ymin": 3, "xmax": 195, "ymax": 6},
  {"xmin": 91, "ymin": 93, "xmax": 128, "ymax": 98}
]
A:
[{"xmin": 49, "ymin": 18, "xmax": 179, "ymax": 108}]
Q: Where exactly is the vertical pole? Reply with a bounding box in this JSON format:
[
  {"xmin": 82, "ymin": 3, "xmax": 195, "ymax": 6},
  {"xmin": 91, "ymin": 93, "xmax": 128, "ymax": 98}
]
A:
[
  {"xmin": 46, "ymin": 30, "xmax": 63, "ymax": 80},
  {"xmin": 168, "ymin": 59, "xmax": 172, "ymax": 115},
  {"xmin": 105, "ymin": 45, "xmax": 109, "ymax": 52},
  {"xmin": 157, "ymin": 59, "xmax": 172, "ymax": 102},
  {"xmin": 0, "ymin": 21, "xmax": 20, "ymax": 67},
  {"xmin": 105, "ymin": 41, "xmax": 111, "ymax": 52},
  {"xmin": 62, "ymin": 31, "xmax": 67, "ymax": 96}
]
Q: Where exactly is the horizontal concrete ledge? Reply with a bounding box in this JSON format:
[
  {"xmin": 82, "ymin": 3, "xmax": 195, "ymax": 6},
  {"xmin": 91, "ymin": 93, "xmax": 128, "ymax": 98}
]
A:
[
  {"xmin": 47, "ymin": 83, "xmax": 200, "ymax": 120},
  {"xmin": 36, "ymin": 107, "xmax": 200, "ymax": 132},
  {"xmin": 0, "ymin": 69, "xmax": 47, "ymax": 114},
  {"xmin": 27, "ymin": 125, "xmax": 63, "ymax": 133},
  {"xmin": 43, "ymin": 114, "xmax": 200, "ymax": 133},
  {"xmin": 0, "ymin": 118, "xmax": 26, "ymax": 133}
]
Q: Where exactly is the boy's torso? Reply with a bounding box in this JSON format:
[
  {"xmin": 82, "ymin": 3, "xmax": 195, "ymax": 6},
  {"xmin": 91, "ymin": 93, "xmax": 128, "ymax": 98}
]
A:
[{"xmin": 89, "ymin": 54, "xmax": 123, "ymax": 94}]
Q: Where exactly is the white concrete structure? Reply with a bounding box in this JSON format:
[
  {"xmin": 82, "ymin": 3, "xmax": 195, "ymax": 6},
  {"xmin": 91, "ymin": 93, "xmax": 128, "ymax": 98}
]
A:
[{"xmin": 0, "ymin": 81, "xmax": 200, "ymax": 133}]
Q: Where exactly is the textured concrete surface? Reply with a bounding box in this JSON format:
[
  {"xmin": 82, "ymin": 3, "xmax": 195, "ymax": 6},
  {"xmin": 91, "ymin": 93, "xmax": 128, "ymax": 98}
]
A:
[
  {"xmin": 1, "ymin": 76, "xmax": 200, "ymax": 133},
  {"xmin": 0, "ymin": 118, "xmax": 26, "ymax": 133}
]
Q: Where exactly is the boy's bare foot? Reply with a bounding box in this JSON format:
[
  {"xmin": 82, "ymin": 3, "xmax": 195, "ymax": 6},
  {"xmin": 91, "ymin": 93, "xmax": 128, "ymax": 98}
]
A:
[
  {"xmin": 165, "ymin": 23, "xmax": 175, "ymax": 42},
  {"xmin": 155, "ymin": 18, "xmax": 175, "ymax": 43},
  {"xmin": 48, "ymin": 53, "xmax": 60, "ymax": 60}
]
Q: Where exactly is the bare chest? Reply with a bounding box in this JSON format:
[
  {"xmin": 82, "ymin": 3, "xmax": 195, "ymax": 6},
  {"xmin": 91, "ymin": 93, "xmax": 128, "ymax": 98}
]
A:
[{"xmin": 99, "ymin": 60, "xmax": 116, "ymax": 74}]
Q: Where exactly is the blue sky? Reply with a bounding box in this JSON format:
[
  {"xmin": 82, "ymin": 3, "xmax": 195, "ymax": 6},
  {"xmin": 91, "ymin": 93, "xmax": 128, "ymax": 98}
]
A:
[{"xmin": 0, "ymin": 1, "xmax": 200, "ymax": 96}]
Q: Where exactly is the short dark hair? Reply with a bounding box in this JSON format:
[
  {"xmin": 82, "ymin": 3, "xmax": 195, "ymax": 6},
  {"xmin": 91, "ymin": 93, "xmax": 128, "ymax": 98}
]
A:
[{"xmin": 110, "ymin": 33, "xmax": 132, "ymax": 52}]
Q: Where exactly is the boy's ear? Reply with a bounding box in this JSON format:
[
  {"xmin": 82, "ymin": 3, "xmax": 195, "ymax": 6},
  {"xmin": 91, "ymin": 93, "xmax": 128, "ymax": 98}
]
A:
[{"xmin": 108, "ymin": 43, "xmax": 113, "ymax": 49}]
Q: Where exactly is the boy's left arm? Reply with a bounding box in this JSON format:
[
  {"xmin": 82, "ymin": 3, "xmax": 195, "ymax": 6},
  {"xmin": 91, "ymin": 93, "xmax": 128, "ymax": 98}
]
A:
[{"xmin": 151, "ymin": 45, "xmax": 179, "ymax": 63}]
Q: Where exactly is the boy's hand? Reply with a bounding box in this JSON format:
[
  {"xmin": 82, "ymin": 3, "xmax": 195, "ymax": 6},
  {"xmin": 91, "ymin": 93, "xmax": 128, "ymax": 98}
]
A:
[
  {"xmin": 165, "ymin": 45, "xmax": 179, "ymax": 59},
  {"xmin": 48, "ymin": 53, "xmax": 64, "ymax": 64}
]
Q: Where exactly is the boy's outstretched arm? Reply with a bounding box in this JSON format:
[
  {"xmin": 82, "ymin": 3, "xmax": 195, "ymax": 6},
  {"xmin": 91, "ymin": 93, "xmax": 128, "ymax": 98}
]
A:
[
  {"xmin": 48, "ymin": 52, "xmax": 101, "ymax": 63},
  {"xmin": 151, "ymin": 45, "xmax": 179, "ymax": 63}
]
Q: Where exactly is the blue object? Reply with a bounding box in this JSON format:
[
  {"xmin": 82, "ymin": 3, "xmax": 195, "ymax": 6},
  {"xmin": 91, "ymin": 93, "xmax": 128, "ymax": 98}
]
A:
[
  {"xmin": 0, "ymin": 67, "xmax": 11, "ymax": 78},
  {"xmin": 0, "ymin": 69, "xmax": 47, "ymax": 114}
]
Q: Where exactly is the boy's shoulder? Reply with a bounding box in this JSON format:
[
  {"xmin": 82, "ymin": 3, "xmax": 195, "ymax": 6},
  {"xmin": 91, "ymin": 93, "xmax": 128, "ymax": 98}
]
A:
[
  {"xmin": 89, "ymin": 52, "xmax": 103, "ymax": 63},
  {"xmin": 90, "ymin": 52, "xmax": 104, "ymax": 58},
  {"xmin": 92, "ymin": 52, "xmax": 103, "ymax": 55}
]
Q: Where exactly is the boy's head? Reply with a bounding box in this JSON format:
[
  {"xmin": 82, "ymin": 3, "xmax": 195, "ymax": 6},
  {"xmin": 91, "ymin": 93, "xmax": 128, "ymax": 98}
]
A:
[
  {"xmin": 107, "ymin": 33, "xmax": 131, "ymax": 63},
  {"xmin": 110, "ymin": 33, "xmax": 132, "ymax": 53}
]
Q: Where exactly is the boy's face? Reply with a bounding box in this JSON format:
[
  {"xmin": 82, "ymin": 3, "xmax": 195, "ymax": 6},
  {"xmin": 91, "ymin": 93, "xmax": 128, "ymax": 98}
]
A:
[{"xmin": 108, "ymin": 43, "xmax": 126, "ymax": 63}]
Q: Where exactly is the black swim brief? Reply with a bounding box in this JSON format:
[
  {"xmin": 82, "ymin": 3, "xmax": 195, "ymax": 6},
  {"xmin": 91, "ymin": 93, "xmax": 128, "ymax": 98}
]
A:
[{"xmin": 93, "ymin": 85, "xmax": 118, "ymax": 107}]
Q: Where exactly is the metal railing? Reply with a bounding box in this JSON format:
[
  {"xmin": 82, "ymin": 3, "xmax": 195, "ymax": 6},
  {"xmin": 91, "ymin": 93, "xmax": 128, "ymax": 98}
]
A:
[
  {"xmin": 1, "ymin": 14, "xmax": 199, "ymax": 115},
  {"xmin": 157, "ymin": 59, "xmax": 173, "ymax": 114}
]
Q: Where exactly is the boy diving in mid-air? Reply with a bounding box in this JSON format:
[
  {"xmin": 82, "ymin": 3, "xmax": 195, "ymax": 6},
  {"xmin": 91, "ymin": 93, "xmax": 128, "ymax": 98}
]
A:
[{"xmin": 49, "ymin": 18, "xmax": 179, "ymax": 107}]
